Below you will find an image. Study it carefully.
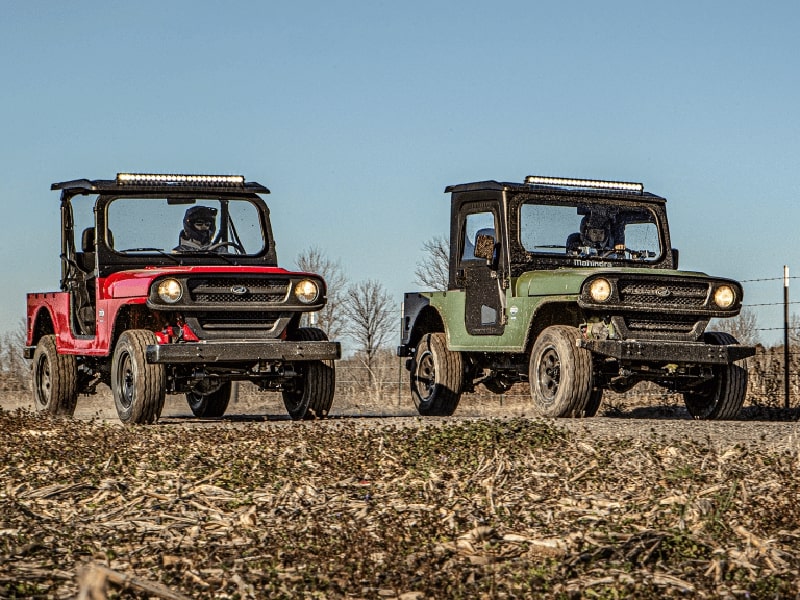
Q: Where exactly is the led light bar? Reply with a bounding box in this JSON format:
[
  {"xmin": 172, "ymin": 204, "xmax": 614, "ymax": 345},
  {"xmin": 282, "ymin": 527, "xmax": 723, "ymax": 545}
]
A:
[
  {"xmin": 525, "ymin": 175, "xmax": 644, "ymax": 193},
  {"xmin": 117, "ymin": 173, "xmax": 245, "ymax": 185}
]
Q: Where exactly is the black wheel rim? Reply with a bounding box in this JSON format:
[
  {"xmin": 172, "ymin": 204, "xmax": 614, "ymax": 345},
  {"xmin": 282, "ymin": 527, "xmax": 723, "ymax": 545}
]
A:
[
  {"xmin": 187, "ymin": 392, "xmax": 204, "ymax": 412},
  {"xmin": 284, "ymin": 392, "xmax": 302, "ymax": 413},
  {"xmin": 35, "ymin": 354, "xmax": 52, "ymax": 408},
  {"xmin": 412, "ymin": 349, "xmax": 435, "ymax": 402},
  {"xmin": 117, "ymin": 352, "xmax": 134, "ymax": 409},
  {"xmin": 283, "ymin": 365, "xmax": 307, "ymax": 414},
  {"xmin": 536, "ymin": 345, "xmax": 560, "ymax": 403}
]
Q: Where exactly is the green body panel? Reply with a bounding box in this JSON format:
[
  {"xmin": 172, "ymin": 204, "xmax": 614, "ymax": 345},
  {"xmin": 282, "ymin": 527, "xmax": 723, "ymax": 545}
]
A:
[{"xmin": 428, "ymin": 267, "xmax": 713, "ymax": 353}]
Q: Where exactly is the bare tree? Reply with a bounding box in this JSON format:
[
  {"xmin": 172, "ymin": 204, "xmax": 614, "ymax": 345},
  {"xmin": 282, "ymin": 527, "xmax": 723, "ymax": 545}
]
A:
[
  {"xmin": 712, "ymin": 307, "xmax": 760, "ymax": 346},
  {"xmin": 342, "ymin": 279, "xmax": 396, "ymax": 385},
  {"xmin": 296, "ymin": 246, "xmax": 349, "ymax": 341},
  {"xmin": 414, "ymin": 235, "xmax": 449, "ymax": 291},
  {"xmin": 0, "ymin": 320, "xmax": 28, "ymax": 391}
]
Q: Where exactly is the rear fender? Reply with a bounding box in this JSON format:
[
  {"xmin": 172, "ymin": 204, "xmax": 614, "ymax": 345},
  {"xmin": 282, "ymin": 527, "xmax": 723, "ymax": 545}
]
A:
[
  {"xmin": 400, "ymin": 296, "xmax": 445, "ymax": 355},
  {"xmin": 28, "ymin": 306, "xmax": 56, "ymax": 349}
]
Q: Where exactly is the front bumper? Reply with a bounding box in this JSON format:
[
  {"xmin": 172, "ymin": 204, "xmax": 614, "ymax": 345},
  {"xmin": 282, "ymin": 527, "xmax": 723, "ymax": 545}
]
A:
[
  {"xmin": 146, "ymin": 340, "xmax": 341, "ymax": 364},
  {"xmin": 578, "ymin": 339, "xmax": 755, "ymax": 365}
]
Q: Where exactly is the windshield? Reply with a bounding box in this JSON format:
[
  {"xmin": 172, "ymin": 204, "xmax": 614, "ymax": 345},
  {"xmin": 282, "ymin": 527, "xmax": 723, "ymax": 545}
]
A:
[
  {"xmin": 105, "ymin": 196, "xmax": 266, "ymax": 255},
  {"xmin": 519, "ymin": 200, "xmax": 662, "ymax": 262}
]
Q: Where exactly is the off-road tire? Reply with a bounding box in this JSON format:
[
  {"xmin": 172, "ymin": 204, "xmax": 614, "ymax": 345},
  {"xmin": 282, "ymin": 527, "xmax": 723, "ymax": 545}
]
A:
[
  {"xmin": 584, "ymin": 388, "xmax": 603, "ymax": 417},
  {"xmin": 111, "ymin": 330, "xmax": 166, "ymax": 424},
  {"xmin": 683, "ymin": 331, "xmax": 748, "ymax": 420},
  {"xmin": 411, "ymin": 332, "xmax": 463, "ymax": 416},
  {"xmin": 187, "ymin": 382, "xmax": 238, "ymax": 418},
  {"xmin": 282, "ymin": 327, "xmax": 335, "ymax": 420},
  {"xmin": 529, "ymin": 325, "xmax": 593, "ymax": 418},
  {"xmin": 32, "ymin": 334, "xmax": 78, "ymax": 417}
]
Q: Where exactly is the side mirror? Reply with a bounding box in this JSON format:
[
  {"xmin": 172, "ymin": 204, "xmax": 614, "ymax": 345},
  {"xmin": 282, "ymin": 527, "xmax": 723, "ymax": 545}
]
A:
[
  {"xmin": 474, "ymin": 233, "xmax": 495, "ymax": 262},
  {"xmin": 671, "ymin": 248, "xmax": 679, "ymax": 269}
]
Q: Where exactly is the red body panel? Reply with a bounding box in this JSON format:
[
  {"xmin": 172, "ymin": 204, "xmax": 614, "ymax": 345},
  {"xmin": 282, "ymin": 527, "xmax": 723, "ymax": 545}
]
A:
[{"xmin": 26, "ymin": 265, "xmax": 316, "ymax": 356}]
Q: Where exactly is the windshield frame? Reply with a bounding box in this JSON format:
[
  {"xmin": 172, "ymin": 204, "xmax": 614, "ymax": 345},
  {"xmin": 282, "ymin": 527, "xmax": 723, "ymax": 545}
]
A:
[
  {"xmin": 66, "ymin": 191, "xmax": 278, "ymax": 278},
  {"xmin": 507, "ymin": 192, "xmax": 672, "ymax": 273},
  {"xmin": 106, "ymin": 194, "xmax": 267, "ymax": 256}
]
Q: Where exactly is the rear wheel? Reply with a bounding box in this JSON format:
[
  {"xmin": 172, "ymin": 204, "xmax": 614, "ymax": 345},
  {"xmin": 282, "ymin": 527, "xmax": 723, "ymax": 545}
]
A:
[
  {"xmin": 111, "ymin": 330, "xmax": 165, "ymax": 424},
  {"xmin": 282, "ymin": 327, "xmax": 335, "ymax": 420},
  {"xmin": 683, "ymin": 332, "xmax": 748, "ymax": 420},
  {"xmin": 31, "ymin": 335, "xmax": 78, "ymax": 417},
  {"xmin": 187, "ymin": 381, "xmax": 238, "ymax": 418},
  {"xmin": 529, "ymin": 325, "xmax": 593, "ymax": 418},
  {"xmin": 411, "ymin": 332, "xmax": 463, "ymax": 416}
]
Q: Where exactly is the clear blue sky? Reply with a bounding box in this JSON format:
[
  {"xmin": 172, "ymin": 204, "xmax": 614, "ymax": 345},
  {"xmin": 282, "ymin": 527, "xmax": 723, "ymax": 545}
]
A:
[{"xmin": 2, "ymin": 1, "xmax": 799, "ymax": 344}]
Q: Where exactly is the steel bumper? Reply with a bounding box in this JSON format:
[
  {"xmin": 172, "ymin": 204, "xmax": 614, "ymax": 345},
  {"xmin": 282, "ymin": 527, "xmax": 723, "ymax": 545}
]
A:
[
  {"xmin": 577, "ymin": 339, "xmax": 755, "ymax": 365},
  {"xmin": 146, "ymin": 340, "xmax": 341, "ymax": 364}
]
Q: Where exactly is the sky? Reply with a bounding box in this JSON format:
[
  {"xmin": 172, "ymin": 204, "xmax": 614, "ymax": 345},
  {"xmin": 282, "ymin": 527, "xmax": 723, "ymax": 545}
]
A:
[{"xmin": 1, "ymin": 1, "xmax": 799, "ymax": 345}]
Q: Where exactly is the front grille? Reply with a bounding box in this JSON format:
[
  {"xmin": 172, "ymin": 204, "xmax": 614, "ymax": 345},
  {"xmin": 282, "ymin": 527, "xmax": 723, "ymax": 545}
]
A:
[
  {"xmin": 618, "ymin": 280, "xmax": 708, "ymax": 308},
  {"xmin": 188, "ymin": 278, "xmax": 290, "ymax": 303}
]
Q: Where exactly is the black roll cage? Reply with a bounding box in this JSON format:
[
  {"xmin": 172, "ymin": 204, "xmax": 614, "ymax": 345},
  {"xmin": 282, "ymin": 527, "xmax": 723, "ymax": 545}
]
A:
[
  {"xmin": 57, "ymin": 178, "xmax": 278, "ymax": 284},
  {"xmin": 446, "ymin": 180, "xmax": 677, "ymax": 283}
]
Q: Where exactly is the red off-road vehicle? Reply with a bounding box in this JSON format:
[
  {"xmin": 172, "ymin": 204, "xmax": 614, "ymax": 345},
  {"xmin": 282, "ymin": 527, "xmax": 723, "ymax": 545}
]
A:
[{"xmin": 25, "ymin": 173, "xmax": 341, "ymax": 423}]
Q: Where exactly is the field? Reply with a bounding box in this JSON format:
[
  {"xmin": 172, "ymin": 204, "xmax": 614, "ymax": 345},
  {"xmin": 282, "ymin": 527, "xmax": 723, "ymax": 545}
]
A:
[{"xmin": 1, "ymin": 390, "xmax": 799, "ymax": 599}]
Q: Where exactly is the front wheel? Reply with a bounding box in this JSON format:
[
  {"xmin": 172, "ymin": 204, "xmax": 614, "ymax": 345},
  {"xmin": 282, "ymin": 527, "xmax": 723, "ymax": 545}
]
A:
[
  {"xmin": 683, "ymin": 332, "xmax": 748, "ymax": 420},
  {"xmin": 111, "ymin": 330, "xmax": 166, "ymax": 424},
  {"xmin": 583, "ymin": 388, "xmax": 603, "ymax": 417},
  {"xmin": 282, "ymin": 327, "xmax": 335, "ymax": 420},
  {"xmin": 31, "ymin": 335, "xmax": 78, "ymax": 417},
  {"xmin": 528, "ymin": 325, "xmax": 593, "ymax": 418},
  {"xmin": 187, "ymin": 381, "xmax": 238, "ymax": 418},
  {"xmin": 410, "ymin": 332, "xmax": 463, "ymax": 416}
]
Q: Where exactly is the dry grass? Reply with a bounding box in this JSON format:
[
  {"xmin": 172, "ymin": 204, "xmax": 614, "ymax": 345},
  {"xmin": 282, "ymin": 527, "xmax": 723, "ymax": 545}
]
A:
[{"xmin": 1, "ymin": 404, "xmax": 799, "ymax": 599}]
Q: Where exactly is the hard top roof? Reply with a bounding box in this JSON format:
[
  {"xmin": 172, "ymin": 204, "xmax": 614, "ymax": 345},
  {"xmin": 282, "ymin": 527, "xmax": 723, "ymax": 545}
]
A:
[
  {"xmin": 445, "ymin": 176, "xmax": 666, "ymax": 203},
  {"xmin": 52, "ymin": 173, "xmax": 270, "ymax": 195}
]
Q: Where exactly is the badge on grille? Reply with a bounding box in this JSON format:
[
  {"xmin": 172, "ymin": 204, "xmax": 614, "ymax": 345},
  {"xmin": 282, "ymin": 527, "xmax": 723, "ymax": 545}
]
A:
[
  {"xmin": 655, "ymin": 287, "xmax": 671, "ymax": 297},
  {"xmin": 230, "ymin": 285, "xmax": 249, "ymax": 295}
]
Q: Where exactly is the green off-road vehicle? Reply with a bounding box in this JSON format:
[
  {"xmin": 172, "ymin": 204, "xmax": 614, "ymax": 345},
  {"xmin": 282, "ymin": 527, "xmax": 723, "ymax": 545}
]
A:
[{"xmin": 397, "ymin": 175, "xmax": 755, "ymax": 419}]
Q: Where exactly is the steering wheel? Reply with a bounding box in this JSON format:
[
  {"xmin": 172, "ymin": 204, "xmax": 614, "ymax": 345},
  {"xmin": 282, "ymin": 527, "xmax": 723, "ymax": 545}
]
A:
[{"xmin": 207, "ymin": 241, "xmax": 246, "ymax": 254}]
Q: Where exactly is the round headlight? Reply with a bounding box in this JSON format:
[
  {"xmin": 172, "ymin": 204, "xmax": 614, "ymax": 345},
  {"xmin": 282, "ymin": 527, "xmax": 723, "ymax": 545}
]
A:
[
  {"xmin": 294, "ymin": 279, "xmax": 320, "ymax": 304},
  {"xmin": 589, "ymin": 278, "xmax": 612, "ymax": 302},
  {"xmin": 157, "ymin": 278, "xmax": 183, "ymax": 304},
  {"xmin": 714, "ymin": 285, "xmax": 735, "ymax": 308}
]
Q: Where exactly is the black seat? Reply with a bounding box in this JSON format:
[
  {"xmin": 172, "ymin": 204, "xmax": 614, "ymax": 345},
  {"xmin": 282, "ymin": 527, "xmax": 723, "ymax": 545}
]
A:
[{"xmin": 77, "ymin": 227, "xmax": 96, "ymax": 273}]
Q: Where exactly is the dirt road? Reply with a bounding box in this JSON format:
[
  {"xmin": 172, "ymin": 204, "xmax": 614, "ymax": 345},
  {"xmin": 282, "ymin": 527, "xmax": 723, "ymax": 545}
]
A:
[{"xmin": 3, "ymin": 387, "xmax": 799, "ymax": 450}]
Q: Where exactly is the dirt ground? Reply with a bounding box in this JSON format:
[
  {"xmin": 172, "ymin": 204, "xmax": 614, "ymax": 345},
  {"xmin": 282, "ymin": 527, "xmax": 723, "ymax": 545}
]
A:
[
  {"xmin": 3, "ymin": 385, "xmax": 799, "ymax": 449},
  {"xmin": 2, "ymin": 387, "xmax": 800, "ymax": 598}
]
